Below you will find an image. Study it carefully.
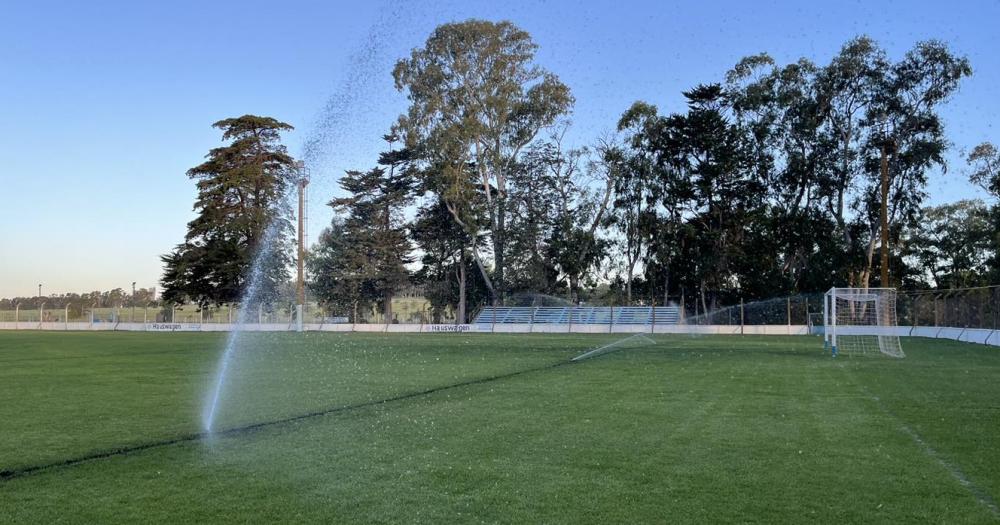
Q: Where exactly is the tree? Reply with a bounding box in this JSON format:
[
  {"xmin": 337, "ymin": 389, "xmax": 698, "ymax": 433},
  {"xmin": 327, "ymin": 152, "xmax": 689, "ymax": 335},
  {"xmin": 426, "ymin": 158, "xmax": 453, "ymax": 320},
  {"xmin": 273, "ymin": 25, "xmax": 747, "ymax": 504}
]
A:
[
  {"xmin": 315, "ymin": 135, "xmax": 416, "ymax": 322},
  {"xmin": 411, "ymin": 198, "xmax": 468, "ymax": 323},
  {"xmin": 904, "ymin": 200, "xmax": 992, "ymax": 288},
  {"xmin": 856, "ymin": 39, "xmax": 972, "ymax": 287},
  {"xmin": 968, "ymin": 142, "xmax": 1000, "ymax": 197},
  {"xmin": 613, "ymin": 101, "xmax": 688, "ymax": 305},
  {"xmin": 815, "ymin": 37, "xmax": 888, "ymax": 252},
  {"xmin": 538, "ymin": 136, "xmax": 613, "ymax": 304},
  {"xmin": 967, "ymin": 142, "xmax": 1000, "ymax": 281},
  {"xmin": 308, "ymin": 217, "xmax": 375, "ymax": 321},
  {"xmin": 410, "ymin": 197, "xmax": 489, "ymax": 323},
  {"xmin": 161, "ymin": 115, "xmax": 296, "ymax": 307},
  {"xmin": 393, "ymin": 20, "xmax": 574, "ymax": 304}
]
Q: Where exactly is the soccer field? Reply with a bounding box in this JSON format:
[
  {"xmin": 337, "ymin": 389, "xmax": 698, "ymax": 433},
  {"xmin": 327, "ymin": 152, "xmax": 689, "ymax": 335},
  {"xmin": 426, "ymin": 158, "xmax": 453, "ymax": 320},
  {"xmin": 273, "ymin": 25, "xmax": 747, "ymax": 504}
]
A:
[{"xmin": 1, "ymin": 332, "xmax": 998, "ymax": 523}]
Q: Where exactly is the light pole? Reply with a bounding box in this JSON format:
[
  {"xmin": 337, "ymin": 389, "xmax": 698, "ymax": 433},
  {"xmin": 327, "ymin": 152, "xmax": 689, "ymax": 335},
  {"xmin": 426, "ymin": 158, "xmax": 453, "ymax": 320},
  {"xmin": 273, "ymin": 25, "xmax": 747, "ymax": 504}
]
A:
[
  {"xmin": 132, "ymin": 282, "xmax": 136, "ymax": 323},
  {"xmin": 295, "ymin": 161, "xmax": 310, "ymax": 333},
  {"xmin": 38, "ymin": 283, "xmax": 42, "ymax": 299}
]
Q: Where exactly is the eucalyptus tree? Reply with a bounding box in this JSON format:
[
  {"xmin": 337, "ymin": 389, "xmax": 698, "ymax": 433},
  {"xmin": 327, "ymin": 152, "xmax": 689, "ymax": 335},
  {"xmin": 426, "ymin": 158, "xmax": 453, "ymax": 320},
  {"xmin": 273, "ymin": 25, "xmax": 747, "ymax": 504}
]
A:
[
  {"xmin": 392, "ymin": 20, "xmax": 573, "ymax": 304},
  {"xmin": 539, "ymin": 133, "xmax": 614, "ymax": 304},
  {"xmin": 612, "ymin": 102, "xmax": 671, "ymax": 304},
  {"xmin": 967, "ymin": 142, "xmax": 999, "ymax": 198},
  {"xmin": 966, "ymin": 142, "xmax": 1000, "ymax": 280},
  {"xmin": 814, "ymin": 36, "xmax": 888, "ymax": 251},
  {"xmin": 506, "ymin": 141, "xmax": 561, "ymax": 295},
  {"xmin": 855, "ymin": 40, "xmax": 971, "ymax": 287},
  {"xmin": 904, "ymin": 200, "xmax": 992, "ymax": 288},
  {"xmin": 410, "ymin": 197, "xmax": 483, "ymax": 323}
]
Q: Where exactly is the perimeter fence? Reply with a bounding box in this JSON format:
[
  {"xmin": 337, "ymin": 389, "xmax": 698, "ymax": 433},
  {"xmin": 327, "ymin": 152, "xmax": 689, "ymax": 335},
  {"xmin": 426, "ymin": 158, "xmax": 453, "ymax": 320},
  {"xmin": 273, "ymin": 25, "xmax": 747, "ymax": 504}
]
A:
[{"xmin": 1, "ymin": 285, "xmax": 999, "ymax": 331}]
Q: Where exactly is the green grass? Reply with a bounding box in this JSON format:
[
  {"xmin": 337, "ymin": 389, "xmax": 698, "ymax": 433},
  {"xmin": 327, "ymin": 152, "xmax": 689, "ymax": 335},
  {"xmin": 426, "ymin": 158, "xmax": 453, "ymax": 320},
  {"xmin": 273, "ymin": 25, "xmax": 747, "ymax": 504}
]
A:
[{"xmin": 0, "ymin": 331, "xmax": 998, "ymax": 523}]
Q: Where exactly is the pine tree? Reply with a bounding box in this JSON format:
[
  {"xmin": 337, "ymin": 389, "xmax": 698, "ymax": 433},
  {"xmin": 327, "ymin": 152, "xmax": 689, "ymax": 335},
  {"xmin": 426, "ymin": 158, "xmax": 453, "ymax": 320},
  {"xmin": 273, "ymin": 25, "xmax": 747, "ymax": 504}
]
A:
[
  {"xmin": 160, "ymin": 115, "xmax": 296, "ymax": 307},
  {"xmin": 312, "ymin": 135, "xmax": 415, "ymax": 322}
]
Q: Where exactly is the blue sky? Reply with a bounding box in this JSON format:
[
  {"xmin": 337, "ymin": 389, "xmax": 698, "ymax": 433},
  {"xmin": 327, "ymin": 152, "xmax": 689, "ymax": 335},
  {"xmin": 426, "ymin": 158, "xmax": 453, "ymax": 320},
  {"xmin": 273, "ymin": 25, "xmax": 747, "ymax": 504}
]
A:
[{"xmin": 1, "ymin": 0, "xmax": 997, "ymax": 298}]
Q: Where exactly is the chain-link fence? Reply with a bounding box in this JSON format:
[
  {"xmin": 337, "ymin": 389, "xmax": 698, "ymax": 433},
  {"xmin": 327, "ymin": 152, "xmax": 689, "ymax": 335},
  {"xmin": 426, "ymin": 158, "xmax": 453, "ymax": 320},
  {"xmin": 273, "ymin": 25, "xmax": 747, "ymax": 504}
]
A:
[
  {"xmin": 677, "ymin": 287, "xmax": 1000, "ymax": 329},
  {"xmin": 0, "ymin": 294, "xmax": 466, "ymax": 325},
  {"xmin": 3, "ymin": 286, "xmax": 999, "ymax": 329},
  {"xmin": 896, "ymin": 286, "xmax": 1000, "ymax": 330}
]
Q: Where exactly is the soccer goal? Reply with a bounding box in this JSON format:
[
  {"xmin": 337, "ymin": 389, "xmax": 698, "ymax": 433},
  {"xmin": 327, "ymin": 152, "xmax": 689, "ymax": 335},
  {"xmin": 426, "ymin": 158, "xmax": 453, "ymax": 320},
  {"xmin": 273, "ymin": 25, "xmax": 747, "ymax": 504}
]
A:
[{"xmin": 824, "ymin": 288, "xmax": 904, "ymax": 358}]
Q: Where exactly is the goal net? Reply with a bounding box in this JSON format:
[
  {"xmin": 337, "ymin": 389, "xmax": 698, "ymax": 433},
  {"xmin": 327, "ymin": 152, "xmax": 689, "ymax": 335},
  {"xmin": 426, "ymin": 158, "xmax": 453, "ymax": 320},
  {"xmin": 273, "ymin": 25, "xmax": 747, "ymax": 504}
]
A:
[{"xmin": 824, "ymin": 287, "xmax": 904, "ymax": 358}]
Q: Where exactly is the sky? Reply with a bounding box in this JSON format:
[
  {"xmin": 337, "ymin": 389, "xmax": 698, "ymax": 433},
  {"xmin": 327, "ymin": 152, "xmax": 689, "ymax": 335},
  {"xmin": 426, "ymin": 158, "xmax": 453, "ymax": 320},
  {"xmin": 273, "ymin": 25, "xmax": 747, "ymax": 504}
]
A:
[{"xmin": 1, "ymin": 0, "xmax": 997, "ymax": 298}]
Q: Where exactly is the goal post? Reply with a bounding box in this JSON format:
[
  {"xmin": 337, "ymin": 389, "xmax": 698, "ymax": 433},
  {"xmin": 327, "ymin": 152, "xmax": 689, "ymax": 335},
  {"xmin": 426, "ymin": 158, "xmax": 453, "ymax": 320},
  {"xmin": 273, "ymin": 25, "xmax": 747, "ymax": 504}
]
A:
[{"xmin": 824, "ymin": 287, "xmax": 904, "ymax": 358}]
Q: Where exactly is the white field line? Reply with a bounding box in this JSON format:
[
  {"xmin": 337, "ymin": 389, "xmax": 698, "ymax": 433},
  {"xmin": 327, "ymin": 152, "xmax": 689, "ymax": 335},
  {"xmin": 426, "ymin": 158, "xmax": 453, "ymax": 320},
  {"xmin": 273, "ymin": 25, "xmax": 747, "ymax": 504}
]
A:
[{"xmin": 859, "ymin": 384, "xmax": 1000, "ymax": 518}]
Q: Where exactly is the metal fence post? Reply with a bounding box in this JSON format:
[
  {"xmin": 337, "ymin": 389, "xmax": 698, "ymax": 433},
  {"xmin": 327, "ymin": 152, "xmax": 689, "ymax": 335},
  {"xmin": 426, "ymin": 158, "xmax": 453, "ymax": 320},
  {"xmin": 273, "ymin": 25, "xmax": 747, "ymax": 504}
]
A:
[
  {"xmin": 609, "ymin": 304, "xmax": 615, "ymax": 333},
  {"xmin": 650, "ymin": 301, "xmax": 656, "ymax": 335},
  {"xmin": 680, "ymin": 292, "xmax": 686, "ymax": 323},
  {"xmin": 739, "ymin": 298, "xmax": 745, "ymax": 335}
]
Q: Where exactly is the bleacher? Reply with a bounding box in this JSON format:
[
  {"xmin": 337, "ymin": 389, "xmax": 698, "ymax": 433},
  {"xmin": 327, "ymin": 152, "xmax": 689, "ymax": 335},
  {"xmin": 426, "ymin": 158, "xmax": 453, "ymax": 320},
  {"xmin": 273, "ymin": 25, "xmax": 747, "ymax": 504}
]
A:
[{"xmin": 473, "ymin": 306, "xmax": 680, "ymax": 326}]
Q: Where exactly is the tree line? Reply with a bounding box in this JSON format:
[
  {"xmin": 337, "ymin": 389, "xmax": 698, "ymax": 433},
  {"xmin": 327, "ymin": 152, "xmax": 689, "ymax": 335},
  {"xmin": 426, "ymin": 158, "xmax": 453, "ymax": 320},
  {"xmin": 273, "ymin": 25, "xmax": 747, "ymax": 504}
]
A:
[
  {"xmin": 0, "ymin": 288, "xmax": 159, "ymax": 315},
  {"xmin": 158, "ymin": 20, "xmax": 998, "ymax": 323}
]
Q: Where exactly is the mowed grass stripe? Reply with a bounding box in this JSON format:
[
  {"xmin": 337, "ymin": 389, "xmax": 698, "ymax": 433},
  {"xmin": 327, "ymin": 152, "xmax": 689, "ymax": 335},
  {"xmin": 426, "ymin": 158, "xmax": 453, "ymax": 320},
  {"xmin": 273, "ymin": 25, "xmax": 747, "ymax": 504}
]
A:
[
  {"xmin": 1, "ymin": 333, "xmax": 998, "ymax": 523},
  {"xmin": 0, "ymin": 332, "xmax": 618, "ymax": 472}
]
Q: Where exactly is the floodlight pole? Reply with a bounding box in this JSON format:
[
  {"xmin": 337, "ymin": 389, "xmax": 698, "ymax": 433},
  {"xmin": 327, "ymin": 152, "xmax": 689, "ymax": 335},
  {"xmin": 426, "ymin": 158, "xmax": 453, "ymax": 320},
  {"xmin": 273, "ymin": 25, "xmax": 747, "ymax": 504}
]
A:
[
  {"xmin": 295, "ymin": 161, "xmax": 310, "ymax": 333},
  {"xmin": 131, "ymin": 282, "xmax": 136, "ymax": 324},
  {"xmin": 14, "ymin": 303, "xmax": 19, "ymax": 330},
  {"xmin": 64, "ymin": 303, "xmax": 70, "ymax": 330}
]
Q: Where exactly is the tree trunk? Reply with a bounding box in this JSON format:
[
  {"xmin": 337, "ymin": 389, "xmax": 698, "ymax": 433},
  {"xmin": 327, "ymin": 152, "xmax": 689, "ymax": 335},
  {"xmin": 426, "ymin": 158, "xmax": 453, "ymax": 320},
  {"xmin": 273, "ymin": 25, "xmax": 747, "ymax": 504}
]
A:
[
  {"xmin": 861, "ymin": 232, "xmax": 878, "ymax": 289},
  {"xmin": 663, "ymin": 264, "xmax": 670, "ymax": 306},
  {"xmin": 494, "ymin": 194, "xmax": 507, "ymax": 305},
  {"xmin": 626, "ymin": 261, "xmax": 635, "ymax": 305},
  {"xmin": 384, "ymin": 292, "xmax": 393, "ymax": 323},
  {"xmin": 457, "ymin": 248, "xmax": 467, "ymax": 324},
  {"xmin": 442, "ymin": 198, "xmax": 496, "ymax": 302},
  {"xmin": 700, "ymin": 280, "xmax": 708, "ymax": 316},
  {"xmin": 569, "ymin": 274, "xmax": 580, "ymax": 305}
]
